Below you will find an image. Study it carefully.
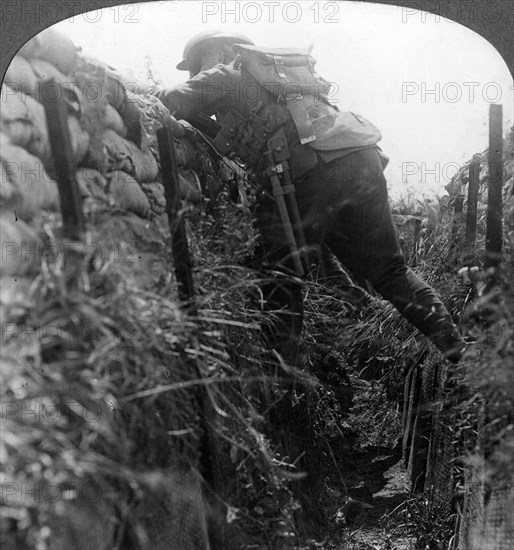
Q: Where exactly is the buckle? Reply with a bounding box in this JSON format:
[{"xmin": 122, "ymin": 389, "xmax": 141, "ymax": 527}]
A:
[
  {"xmin": 265, "ymin": 163, "xmax": 284, "ymax": 177},
  {"xmin": 233, "ymin": 53, "xmax": 242, "ymax": 70},
  {"xmin": 273, "ymin": 55, "xmax": 287, "ymax": 79},
  {"xmin": 285, "ymin": 93, "xmax": 303, "ymax": 101}
]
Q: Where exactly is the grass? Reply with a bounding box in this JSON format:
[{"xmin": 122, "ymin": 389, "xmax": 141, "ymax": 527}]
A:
[{"xmin": 3, "ymin": 114, "xmax": 512, "ymax": 548}]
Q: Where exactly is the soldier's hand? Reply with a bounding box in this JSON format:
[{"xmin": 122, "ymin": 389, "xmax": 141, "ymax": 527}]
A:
[{"xmin": 162, "ymin": 112, "xmax": 185, "ymax": 138}]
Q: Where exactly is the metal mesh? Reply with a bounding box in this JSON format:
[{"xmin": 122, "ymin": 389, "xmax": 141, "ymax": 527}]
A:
[
  {"xmin": 458, "ymin": 466, "xmax": 514, "ymax": 550},
  {"xmin": 403, "ymin": 356, "xmax": 514, "ymax": 550},
  {"xmin": 424, "ymin": 362, "xmax": 454, "ymax": 517},
  {"xmin": 458, "ymin": 458, "xmax": 485, "ymax": 549}
]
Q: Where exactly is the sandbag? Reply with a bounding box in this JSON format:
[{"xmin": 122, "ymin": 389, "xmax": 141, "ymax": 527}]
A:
[
  {"xmin": 29, "ymin": 59, "xmax": 84, "ymax": 116},
  {"xmin": 18, "ymin": 28, "xmax": 78, "ymax": 75},
  {"xmin": 75, "ymin": 168, "xmax": 107, "ymax": 200},
  {"xmin": 140, "ymin": 182, "xmax": 166, "ymax": 215},
  {"xmin": 109, "ymin": 170, "xmax": 151, "ymax": 218},
  {"xmin": 0, "ymin": 212, "xmax": 40, "ymax": 276},
  {"xmin": 86, "ymin": 129, "xmax": 158, "ymax": 183},
  {"xmin": 73, "ymin": 55, "xmax": 126, "ymax": 110},
  {"xmin": 72, "ymin": 56, "xmax": 150, "ymax": 149},
  {"xmin": 0, "ymin": 85, "xmax": 90, "ymax": 167},
  {"xmin": 3, "ymin": 55, "xmax": 38, "ymax": 95},
  {"xmin": 0, "ymin": 133, "xmax": 59, "ymax": 221},
  {"xmin": 0, "ymin": 161, "xmax": 19, "ymax": 209},
  {"xmin": 0, "ymin": 84, "xmax": 51, "ymax": 164},
  {"xmin": 4, "ymin": 57, "xmax": 83, "ymax": 113},
  {"xmin": 178, "ymin": 169, "xmax": 203, "ymax": 203},
  {"xmin": 66, "ymin": 116, "xmax": 90, "ymax": 166},
  {"xmin": 147, "ymin": 168, "xmax": 203, "ymax": 204},
  {"xmin": 29, "ymin": 59, "xmax": 66, "ymax": 83},
  {"xmin": 101, "ymin": 69, "xmax": 152, "ymax": 149},
  {"xmin": 130, "ymin": 94, "xmax": 174, "ymax": 159},
  {"xmin": 118, "ymin": 94, "xmax": 149, "ymax": 150},
  {"xmin": 104, "ymin": 104, "xmax": 127, "ymax": 137}
]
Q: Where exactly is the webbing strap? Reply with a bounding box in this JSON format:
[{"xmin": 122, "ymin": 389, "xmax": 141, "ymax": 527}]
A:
[
  {"xmin": 272, "ymin": 183, "xmax": 296, "ymax": 197},
  {"xmin": 284, "ymin": 96, "xmax": 316, "ymax": 145}
]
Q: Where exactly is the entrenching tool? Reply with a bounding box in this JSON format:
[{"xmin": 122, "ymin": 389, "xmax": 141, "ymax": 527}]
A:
[{"xmin": 264, "ymin": 132, "xmax": 310, "ymax": 276}]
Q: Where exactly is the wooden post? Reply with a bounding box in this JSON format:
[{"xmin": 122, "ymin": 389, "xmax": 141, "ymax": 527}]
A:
[
  {"xmin": 451, "ymin": 195, "xmax": 465, "ymax": 254},
  {"xmin": 157, "ymin": 126, "xmax": 219, "ymax": 494},
  {"xmin": 39, "ymin": 79, "xmax": 85, "ymax": 241},
  {"xmin": 464, "ymin": 161, "xmax": 480, "ymax": 266},
  {"xmin": 412, "ymin": 217, "xmax": 422, "ymax": 266},
  {"xmin": 157, "ymin": 126, "xmax": 196, "ymax": 312},
  {"xmin": 485, "ymin": 104, "xmax": 503, "ymax": 269}
]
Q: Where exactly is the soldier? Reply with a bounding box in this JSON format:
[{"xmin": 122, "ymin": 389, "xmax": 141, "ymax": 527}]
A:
[{"xmin": 146, "ymin": 30, "xmax": 466, "ymax": 364}]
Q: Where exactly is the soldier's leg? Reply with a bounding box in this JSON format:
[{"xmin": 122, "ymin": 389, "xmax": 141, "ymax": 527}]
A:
[
  {"xmin": 302, "ymin": 148, "xmax": 465, "ymax": 362},
  {"xmin": 317, "ymin": 242, "xmax": 371, "ymax": 305},
  {"xmin": 252, "ymin": 188, "xmax": 304, "ymax": 364}
]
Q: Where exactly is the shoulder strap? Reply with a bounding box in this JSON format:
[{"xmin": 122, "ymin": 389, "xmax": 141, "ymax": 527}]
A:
[{"xmin": 232, "ymin": 44, "xmax": 335, "ymax": 146}]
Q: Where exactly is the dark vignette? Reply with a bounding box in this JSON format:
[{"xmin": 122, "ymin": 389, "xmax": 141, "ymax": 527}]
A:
[{"xmin": 0, "ymin": 0, "xmax": 513, "ymax": 81}]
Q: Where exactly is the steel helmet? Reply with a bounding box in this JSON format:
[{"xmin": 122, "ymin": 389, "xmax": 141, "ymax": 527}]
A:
[{"xmin": 176, "ymin": 30, "xmax": 254, "ymax": 71}]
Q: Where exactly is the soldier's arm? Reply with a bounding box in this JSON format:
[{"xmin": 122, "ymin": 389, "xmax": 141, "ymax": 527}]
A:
[{"xmin": 146, "ymin": 64, "xmax": 241, "ymax": 119}]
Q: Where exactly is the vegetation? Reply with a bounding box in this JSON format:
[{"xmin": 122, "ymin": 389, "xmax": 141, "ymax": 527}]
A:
[{"xmin": 2, "ymin": 41, "xmax": 512, "ymax": 547}]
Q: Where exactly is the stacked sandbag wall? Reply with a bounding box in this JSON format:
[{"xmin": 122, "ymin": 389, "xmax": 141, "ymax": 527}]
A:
[
  {"xmin": 1, "ymin": 28, "xmax": 206, "ymax": 281},
  {"xmin": 1, "ymin": 27, "xmax": 265, "ymax": 550}
]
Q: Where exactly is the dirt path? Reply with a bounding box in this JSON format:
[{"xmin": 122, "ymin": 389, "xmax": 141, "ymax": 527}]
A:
[{"xmin": 308, "ymin": 443, "xmax": 415, "ymax": 549}]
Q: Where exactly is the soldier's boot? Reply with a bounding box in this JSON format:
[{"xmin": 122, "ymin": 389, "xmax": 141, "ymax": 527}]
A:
[
  {"xmin": 377, "ymin": 267, "xmax": 466, "ymax": 363},
  {"xmin": 405, "ymin": 302, "xmax": 466, "ymax": 363}
]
